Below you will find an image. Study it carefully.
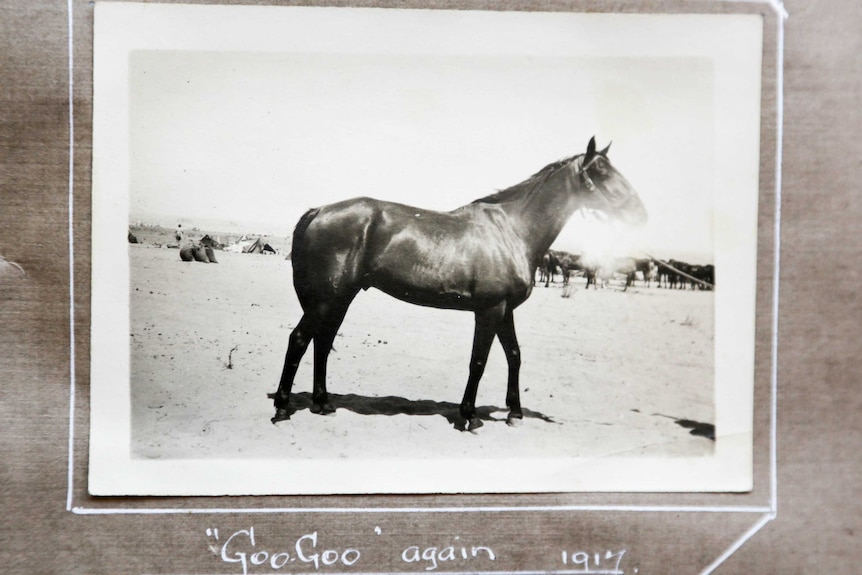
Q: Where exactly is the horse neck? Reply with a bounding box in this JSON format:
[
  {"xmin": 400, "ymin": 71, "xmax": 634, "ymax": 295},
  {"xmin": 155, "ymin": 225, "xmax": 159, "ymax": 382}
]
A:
[{"xmin": 503, "ymin": 166, "xmax": 583, "ymax": 263}]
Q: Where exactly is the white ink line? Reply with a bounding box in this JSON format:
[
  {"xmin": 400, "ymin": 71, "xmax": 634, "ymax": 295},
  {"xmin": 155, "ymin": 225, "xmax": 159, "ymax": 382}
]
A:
[
  {"xmin": 697, "ymin": 0, "xmax": 789, "ymax": 527},
  {"xmin": 716, "ymin": 0, "xmax": 788, "ymax": 19},
  {"xmin": 65, "ymin": 0, "xmax": 76, "ymax": 513},
  {"xmin": 72, "ymin": 504, "xmax": 773, "ymax": 516},
  {"xmin": 699, "ymin": 512, "xmax": 774, "ymax": 575},
  {"xmin": 769, "ymin": 1, "xmax": 786, "ymax": 519}
]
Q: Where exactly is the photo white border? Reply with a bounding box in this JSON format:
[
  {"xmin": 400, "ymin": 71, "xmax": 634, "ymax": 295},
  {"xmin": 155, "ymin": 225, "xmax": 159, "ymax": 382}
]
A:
[{"xmin": 77, "ymin": 0, "xmax": 781, "ymax": 514}]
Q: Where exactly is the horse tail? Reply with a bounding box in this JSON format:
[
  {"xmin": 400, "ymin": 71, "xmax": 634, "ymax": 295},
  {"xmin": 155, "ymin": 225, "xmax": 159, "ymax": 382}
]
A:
[
  {"xmin": 290, "ymin": 208, "xmax": 321, "ymax": 301},
  {"xmin": 292, "ymin": 206, "xmax": 319, "ymax": 246}
]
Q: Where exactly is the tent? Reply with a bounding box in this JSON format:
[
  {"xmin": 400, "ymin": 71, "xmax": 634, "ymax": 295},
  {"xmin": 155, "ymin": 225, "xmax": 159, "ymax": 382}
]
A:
[
  {"xmin": 242, "ymin": 237, "xmax": 277, "ymax": 255},
  {"xmin": 224, "ymin": 237, "xmax": 255, "ymax": 253}
]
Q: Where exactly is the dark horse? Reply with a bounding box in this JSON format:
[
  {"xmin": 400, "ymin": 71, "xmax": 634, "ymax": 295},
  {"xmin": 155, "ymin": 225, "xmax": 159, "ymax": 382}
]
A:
[{"xmin": 270, "ymin": 137, "xmax": 647, "ymax": 431}]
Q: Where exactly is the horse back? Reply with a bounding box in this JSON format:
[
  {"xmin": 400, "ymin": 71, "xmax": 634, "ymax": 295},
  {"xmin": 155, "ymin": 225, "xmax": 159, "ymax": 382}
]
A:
[{"xmin": 290, "ymin": 197, "xmax": 533, "ymax": 310}]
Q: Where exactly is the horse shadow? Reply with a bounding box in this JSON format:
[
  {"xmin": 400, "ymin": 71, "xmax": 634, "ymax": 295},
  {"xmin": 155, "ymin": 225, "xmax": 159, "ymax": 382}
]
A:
[{"xmin": 270, "ymin": 391, "xmax": 557, "ymax": 432}]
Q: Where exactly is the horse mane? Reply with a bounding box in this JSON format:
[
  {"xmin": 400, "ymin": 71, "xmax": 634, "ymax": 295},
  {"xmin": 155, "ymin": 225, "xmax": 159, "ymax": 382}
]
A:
[{"xmin": 471, "ymin": 154, "xmax": 582, "ymax": 205}]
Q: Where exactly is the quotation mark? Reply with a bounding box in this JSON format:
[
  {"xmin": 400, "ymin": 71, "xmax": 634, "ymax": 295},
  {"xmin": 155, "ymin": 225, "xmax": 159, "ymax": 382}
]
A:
[{"xmin": 206, "ymin": 528, "xmax": 220, "ymax": 556}]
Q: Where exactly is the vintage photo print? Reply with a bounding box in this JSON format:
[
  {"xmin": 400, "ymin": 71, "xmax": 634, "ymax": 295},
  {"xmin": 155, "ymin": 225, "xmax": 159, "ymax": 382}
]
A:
[{"xmin": 90, "ymin": 3, "xmax": 762, "ymax": 495}]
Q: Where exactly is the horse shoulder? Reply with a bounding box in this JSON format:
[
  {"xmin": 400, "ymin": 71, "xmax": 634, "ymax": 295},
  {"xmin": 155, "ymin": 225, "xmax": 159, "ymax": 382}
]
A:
[{"xmin": 460, "ymin": 204, "xmax": 534, "ymax": 291}]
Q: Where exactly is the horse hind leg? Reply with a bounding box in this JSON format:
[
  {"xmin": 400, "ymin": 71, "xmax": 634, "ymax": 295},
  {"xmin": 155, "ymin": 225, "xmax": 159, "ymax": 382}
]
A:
[
  {"xmin": 269, "ymin": 291, "xmax": 356, "ymax": 421},
  {"xmin": 309, "ymin": 294, "xmax": 357, "ymax": 416},
  {"xmin": 271, "ymin": 313, "xmax": 317, "ymax": 423}
]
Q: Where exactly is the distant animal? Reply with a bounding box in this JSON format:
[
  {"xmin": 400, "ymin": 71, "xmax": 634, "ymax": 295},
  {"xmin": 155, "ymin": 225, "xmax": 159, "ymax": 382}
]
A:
[
  {"xmin": 615, "ymin": 258, "xmax": 637, "ymax": 291},
  {"xmin": 658, "ymin": 260, "xmax": 684, "ymax": 289},
  {"xmin": 624, "ymin": 269, "xmax": 636, "ymax": 291},
  {"xmin": 696, "ymin": 264, "xmax": 715, "ymax": 289},
  {"xmin": 269, "ymin": 137, "xmax": 647, "ymax": 431},
  {"xmin": 655, "ymin": 259, "xmax": 714, "ymax": 290},
  {"xmin": 646, "ymin": 260, "xmax": 658, "ymax": 286},
  {"xmin": 556, "ymin": 251, "xmax": 582, "ymax": 286},
  {"xmin": 539, "ymin": 250, "xmax": 563, "ymax": 287},
  {"xmin": 584, "ymin": 266, "xmax": 598, "ymax": 289},
  {"xmin": 535, "ymin": 253, "xmax": 550, "ymax": 286},
  {"xmin": 634, "ymin": 258, "xmax": 656, "ymax": 287}
]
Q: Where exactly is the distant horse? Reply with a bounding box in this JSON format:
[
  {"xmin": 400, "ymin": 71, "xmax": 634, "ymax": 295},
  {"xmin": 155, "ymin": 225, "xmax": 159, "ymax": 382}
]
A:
[
  {"xmin": 616, "ymin": 257, "xmax": 637, "ymax": 291},
  {"xmin": 584, "ymin": 266, "xmax": 597, "ymax": 289},
  {"xmin": 668, "ymin": 259, "xmax": 690, "ymax": 289},
  {"xmin": 539, "ymin": 250, "xmax": 563, "ymax": 287},
  {"xmin": 537, "ymin": 253, "xmax": 552, "ymax": 286},
  {"xmin": 270, "ymin": 137, "xmax": 647, "ymax": 431},
  {"xmin": 584, "ymin": 263, "xmax": 614, "ymax": 290},
  {"xmin": 646, "ymin": 259, "xmax": 658, "ymax": 286},
  {"xmin": 657, "ymin": 259, "xmax": 682, "ymax": 289},
  {"xmin": 556, "ymin": 251, "xmax": 582, "ymax": 286},
  {"xmin": 634, "ymin": 258, "xmax": 656, "ymax": 288},
  {"xmin": 696, "ymin": 264, "xmax": 715, "ymax": 289}
]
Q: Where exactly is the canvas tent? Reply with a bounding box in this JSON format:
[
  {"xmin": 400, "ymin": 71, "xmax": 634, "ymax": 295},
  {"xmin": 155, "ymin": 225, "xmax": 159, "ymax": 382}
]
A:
[
  {"xmin": 223, "ymin": 236, "xmax": 277, "ymax": 254},
  {"xmin": 242, "ymin": 237, "xmax": 276, "ymax": 254}
]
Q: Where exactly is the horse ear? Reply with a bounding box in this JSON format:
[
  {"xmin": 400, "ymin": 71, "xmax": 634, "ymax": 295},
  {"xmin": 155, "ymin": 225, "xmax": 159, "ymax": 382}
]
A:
[
  {"xmin": 584, "ymin": 136, "xmax": 597, "ymax": 164},
  {"xmin": 599, "ymin": 141, "xmax": 612, "ymax": 156}
]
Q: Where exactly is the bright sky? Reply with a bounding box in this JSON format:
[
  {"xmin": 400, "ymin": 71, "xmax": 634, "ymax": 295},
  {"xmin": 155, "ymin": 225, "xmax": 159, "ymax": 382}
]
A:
[{"xmin": 125, "ymin": 9, "xmax": 735, "ymax": 263}]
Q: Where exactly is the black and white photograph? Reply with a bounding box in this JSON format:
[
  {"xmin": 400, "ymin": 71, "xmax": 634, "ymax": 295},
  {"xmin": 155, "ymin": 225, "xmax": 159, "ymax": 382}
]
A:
[{"xmin": 90, "ymin": 3, "xmax": 762, "ymax": 495}]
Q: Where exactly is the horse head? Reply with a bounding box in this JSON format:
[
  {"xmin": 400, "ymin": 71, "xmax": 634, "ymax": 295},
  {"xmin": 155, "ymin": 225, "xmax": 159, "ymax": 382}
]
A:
[{"xmin": 576, "ymin": 136, "xmax": 647, "ymax": 226}]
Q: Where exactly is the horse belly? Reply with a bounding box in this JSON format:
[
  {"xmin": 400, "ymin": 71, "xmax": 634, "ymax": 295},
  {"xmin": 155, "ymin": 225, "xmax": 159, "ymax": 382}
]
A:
[
  {"xmin": 369, "ymin": 233, "xmax": 531, "ymax": 311},
  {"xmin": 366, "ymin": 245, "xmax": 473, "ymax": 309}
]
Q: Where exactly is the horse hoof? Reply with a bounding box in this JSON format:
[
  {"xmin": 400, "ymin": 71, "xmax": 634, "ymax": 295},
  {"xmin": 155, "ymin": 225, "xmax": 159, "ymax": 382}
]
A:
[
  {"xmin": 467, "ymin": 418, "xmax": 484, "ymax": 432},
  {"xmin": 310, "ymin": 402, "xmax": 335, "ymax": 415},
  {"xmin": 271, "ymin": 408, "xmax": 291, "ymax": 424},
  {"xmin": 506, "ymin": 414, "xmax": 523, "ymax": 427}
]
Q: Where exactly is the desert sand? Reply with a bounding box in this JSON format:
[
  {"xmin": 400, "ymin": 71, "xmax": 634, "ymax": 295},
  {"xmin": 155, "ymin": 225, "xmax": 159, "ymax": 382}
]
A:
[{"xmin": 129, "ymin": 244, "xmax": 714, "ymax": 462}]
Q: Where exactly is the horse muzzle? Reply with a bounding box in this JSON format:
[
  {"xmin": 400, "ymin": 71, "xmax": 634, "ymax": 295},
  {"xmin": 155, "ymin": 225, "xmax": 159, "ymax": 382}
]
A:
[{"xmin": 617, "ymin": 194, "xmax": 648, "ymax": 227}]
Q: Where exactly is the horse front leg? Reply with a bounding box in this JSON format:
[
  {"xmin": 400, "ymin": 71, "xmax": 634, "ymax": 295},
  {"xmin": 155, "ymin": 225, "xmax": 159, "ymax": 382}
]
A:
[
  {"xmin": 496, "ymin": 308, "xmax": 523, "ymax": 426},
  {"xmin": 460, "ymin": 306, "xmax": 504, "ymax": 432}
]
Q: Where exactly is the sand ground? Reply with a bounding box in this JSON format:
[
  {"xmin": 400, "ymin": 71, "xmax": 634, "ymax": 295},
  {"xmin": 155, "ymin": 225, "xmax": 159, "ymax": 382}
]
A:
[{"xmin": 129, "ymin": 245, "xmax": 714, "ymax": 461}]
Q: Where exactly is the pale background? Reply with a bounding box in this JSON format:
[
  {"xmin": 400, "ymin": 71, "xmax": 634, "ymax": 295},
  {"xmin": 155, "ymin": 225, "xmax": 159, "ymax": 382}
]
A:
[{"xmin": 129, "ymin": 50, "xmax": 715, "ymax": 261}]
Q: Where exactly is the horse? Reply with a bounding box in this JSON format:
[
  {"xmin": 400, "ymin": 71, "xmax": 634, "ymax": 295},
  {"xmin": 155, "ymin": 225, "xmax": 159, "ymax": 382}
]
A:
[
  {"xmin": 540, "ymin": 250, "xmax": 563, "ymax": 288},
  {"xmin": 556, "ymin": 251, "xmax": 582, "ymax": 286},
  {"xmin": 634, "ymin": 258, "xmax": 656, "ymax": 287},
  {"xmin": 584, "ymin": 263, "xmax": 613, "ymax": 290},
  {"xmin": 269, "ymin": 137, "xmax": 647, "ymax": 431},
  {"xmin": 668, "ymin": 259, "xmax": 690, "ymax": 289},
  {"xmin": 537, "ymin": 252, "xmax": 552, "ymax": 286}
]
